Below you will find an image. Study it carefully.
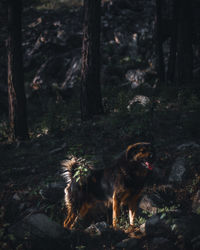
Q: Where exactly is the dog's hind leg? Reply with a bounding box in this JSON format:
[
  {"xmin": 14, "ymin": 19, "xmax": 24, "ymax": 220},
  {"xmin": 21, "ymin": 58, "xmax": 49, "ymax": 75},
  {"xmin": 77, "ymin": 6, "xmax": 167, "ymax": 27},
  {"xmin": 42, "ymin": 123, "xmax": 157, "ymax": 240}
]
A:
[
  {"xmin": 64, "ymin": 212, "xmax": 76, "ymax": 228},
  {"xmin": 70, "ymin": 202, "xmax": 92, "ymax": 228},
  {"xmin": 79, "ymin": 202, "xmax": 91, "ymax": 218},
  {"xmin": 64, "ymin": 186, "xmax": 77, "ymax": 228},
  {"xmin": 112, "ymin": 190, "xmax": 120, "ymax": 228},
  {"xmin": 65, "ymin": 203, "xmax": 92, "ymax": 229}
]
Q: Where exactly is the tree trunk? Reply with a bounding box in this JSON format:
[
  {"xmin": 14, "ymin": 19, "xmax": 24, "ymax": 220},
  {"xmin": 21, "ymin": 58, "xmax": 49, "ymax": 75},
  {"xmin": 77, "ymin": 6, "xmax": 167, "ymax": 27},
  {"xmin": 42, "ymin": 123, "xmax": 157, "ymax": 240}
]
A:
[
  {"xmin": 7, "ymin": 0, "xmax": 29, "ymax": 140},
  {"xmin": 176, "ymin": 0, "xmax": 193, "ymax": 84},
  {"xmin": 80, "ymin": 0, "xmax": 103, "ymax": 120},
  {"xmin": 155, "ymin": 0, "xmax": 165, "ymax": 85},
  {"xmin": 167, "ymin": 0, "xmax": 178, "ymax": 84}
]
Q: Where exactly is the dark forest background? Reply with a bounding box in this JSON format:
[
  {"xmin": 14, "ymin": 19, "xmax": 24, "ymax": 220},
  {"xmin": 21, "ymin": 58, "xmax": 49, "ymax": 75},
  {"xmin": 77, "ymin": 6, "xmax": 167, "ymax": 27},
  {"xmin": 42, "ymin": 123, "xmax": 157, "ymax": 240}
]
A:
[{"xmin": 0, "ymin": 0, "xmax": 200, "ymax": 249}]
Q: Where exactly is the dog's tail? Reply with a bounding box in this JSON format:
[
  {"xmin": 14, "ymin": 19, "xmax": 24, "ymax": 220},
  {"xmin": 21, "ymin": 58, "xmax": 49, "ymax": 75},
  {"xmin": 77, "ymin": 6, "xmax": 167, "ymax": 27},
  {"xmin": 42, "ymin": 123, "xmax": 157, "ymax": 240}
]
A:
[
  {"xmin": 61, "ymin": 157, "xmax": 88, "ymax": 207},
  {"xmin": 61, "ymin": 157, "xmax": 77, "ymax": 185},
  {"xmin": 61, "ymin": 158, "xmax": 79, "ymax": 228}
]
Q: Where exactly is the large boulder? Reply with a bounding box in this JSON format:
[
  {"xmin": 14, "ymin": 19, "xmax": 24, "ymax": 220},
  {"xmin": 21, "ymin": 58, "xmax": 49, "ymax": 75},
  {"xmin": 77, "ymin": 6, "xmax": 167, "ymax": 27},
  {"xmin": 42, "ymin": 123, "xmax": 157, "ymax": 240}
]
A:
[
  {"xmin": 168, "ymin": 157, "xmax": 186, "ymax": 183},
  {"xmin": 140, "ymin": 212, "xmax": 200, "ymax": 250},
  {"xmin": 9, "ymin": 213, "xmax": 67, "ymax": 239}
]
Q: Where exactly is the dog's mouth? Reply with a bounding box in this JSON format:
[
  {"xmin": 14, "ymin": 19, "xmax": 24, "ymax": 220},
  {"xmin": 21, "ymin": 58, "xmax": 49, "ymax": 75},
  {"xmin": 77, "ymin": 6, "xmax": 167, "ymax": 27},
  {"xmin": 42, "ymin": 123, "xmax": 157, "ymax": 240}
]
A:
[{"xmin": 141, "ymin": 161, "xmax": 154, "ymax": 170}]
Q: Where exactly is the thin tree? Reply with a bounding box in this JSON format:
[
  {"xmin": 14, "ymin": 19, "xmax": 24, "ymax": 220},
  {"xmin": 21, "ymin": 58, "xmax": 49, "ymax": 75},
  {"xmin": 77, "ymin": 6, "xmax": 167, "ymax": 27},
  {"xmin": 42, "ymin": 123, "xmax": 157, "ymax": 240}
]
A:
[
  {"xmin": 7, "ymin": 0, "xmax": 29, "ymax": 140},
  {"xmin": 80, "ymin": 0, "xmax": 103, "ymax": 120},
  {"xmin": 155, "ymin": 0, "xmax": 165, "ymax": 85},
  {"xmin": 176, "ymin": 0, "xmax": 193, "ymax": 84},
  {"xmin": 167, "ymin": 0, "xmax": 178, "ymax": 84}
]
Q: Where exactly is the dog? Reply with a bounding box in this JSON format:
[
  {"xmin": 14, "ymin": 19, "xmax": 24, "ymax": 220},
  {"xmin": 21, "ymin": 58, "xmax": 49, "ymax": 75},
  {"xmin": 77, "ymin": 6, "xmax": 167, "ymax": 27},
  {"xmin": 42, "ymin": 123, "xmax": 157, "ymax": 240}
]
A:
[{"xmin": 62, "ymin": 142, "xmax": 155, "ymax": 230}]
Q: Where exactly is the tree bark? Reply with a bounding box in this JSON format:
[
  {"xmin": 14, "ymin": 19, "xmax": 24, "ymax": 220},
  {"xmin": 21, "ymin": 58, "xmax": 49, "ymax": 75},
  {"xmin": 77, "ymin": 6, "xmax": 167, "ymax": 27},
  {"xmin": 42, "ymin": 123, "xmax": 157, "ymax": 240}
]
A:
[
  {"xmin": 176, "ymin": 0, "xmax": 193, "ymax": 84},
  {"xmin": 80, "ymin": 0, "xmax": 103, "ymax": 120},
  {"xmin": 155, "ymin": 0, "xmax": 165, "ymax": 85},
  {"xmin": 167, "ymin": 0, "xmax": 178, "ymax": 84},
  {"xmin": 7, "ymin": 0, "xmax": 29, "ymax": 140}
]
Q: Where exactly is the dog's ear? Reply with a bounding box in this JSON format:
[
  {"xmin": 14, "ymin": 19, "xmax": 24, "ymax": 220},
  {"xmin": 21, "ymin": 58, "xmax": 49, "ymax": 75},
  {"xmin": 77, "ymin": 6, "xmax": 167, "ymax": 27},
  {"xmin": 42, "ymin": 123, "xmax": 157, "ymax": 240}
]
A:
[
  {"xmin": 126, "ymin": 144, "xmax": 137, "ymax": 162},
  {"xmin": 126, "ymin": 142, "xmax": 151, "ymax": 162}
]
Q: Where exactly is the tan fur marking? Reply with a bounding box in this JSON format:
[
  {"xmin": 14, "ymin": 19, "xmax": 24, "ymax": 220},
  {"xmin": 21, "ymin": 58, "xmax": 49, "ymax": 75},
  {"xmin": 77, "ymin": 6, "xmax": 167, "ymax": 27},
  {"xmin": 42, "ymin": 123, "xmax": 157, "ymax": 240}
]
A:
[
  {"xmin": 112, "ymin": 191, "xmax": 120, "ymax": 228},
  {"xmin": 126, "ymin": 142, "xmax": 150, "ymax": 160},
  {"xmin": 128, "ymin": 191, "xmax": 142, "ymax": 226},
  {"xmin": 79, "ymin": 203, "xmax": 92, "ymax": 217}
]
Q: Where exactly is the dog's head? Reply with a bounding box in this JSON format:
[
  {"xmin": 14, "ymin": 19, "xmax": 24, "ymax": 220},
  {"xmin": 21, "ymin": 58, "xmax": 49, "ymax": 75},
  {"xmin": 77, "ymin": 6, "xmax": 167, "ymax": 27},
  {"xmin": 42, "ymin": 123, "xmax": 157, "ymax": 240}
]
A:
[{"xmin": 126, "ymin": 142, "xmax": 155, "ymax": 171}]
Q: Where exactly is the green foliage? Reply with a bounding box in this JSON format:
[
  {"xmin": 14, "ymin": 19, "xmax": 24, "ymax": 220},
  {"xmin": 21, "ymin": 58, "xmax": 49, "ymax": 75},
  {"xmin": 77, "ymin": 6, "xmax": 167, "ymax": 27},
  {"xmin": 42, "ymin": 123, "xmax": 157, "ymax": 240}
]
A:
[
  {"xmin": 158, "ymin": 205, "xmax": 178, "ymax": 214},
  {"xmin": 134, "ymin": 216, "xmax": 146, "ymax": 227},
  {"xmin": 196, "ymin": 207, "xmax": 200, "ymax": 215},
  {"xmin": 75, "ymin": 246, "xmax": 86, "ymax": 250},
  {"xmin": 120, "ymin": 56, "xmax": 131, "ymax": 64},
  {"xmin": 0, "ymin": 220, "xmax": 16, "ymax": 249},
  {"xmin": 117, "ymin": 208, "xmax": 129, "ymax": 229},
  {"xmin": 73, "ymin": 164, "xmax": 90, "ymax": 183}
]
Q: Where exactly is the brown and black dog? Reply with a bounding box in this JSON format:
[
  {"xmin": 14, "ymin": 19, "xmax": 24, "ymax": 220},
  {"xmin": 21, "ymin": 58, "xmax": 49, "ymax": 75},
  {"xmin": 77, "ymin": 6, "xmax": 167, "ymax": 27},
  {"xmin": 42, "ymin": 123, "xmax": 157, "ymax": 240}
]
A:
[{"xmin": 62, "ymin": 142, "xmax": 155, "ymax": 230}]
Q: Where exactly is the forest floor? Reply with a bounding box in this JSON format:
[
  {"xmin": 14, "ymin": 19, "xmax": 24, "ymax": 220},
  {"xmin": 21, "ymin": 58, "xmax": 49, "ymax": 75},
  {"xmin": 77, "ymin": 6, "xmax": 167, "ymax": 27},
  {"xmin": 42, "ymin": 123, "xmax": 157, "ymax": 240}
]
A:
[
  {"xmin": 1, "ymin": 86, "xmax": 200, "ymax": 249},
  {"xmin": 1, "ymin": 0, "xmax": 200, "ymax": 249}
]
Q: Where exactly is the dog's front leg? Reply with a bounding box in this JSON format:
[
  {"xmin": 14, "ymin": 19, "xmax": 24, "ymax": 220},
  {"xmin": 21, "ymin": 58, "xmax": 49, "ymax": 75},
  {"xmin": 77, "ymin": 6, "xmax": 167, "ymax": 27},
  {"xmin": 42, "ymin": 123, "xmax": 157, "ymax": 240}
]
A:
[
  {"xmin": 128, "ymin": 192, "xmax": 141, "ymax": 227},
  {"xmin": 112, "ymin": 190, "xmax": 120, "ymax": 228}
]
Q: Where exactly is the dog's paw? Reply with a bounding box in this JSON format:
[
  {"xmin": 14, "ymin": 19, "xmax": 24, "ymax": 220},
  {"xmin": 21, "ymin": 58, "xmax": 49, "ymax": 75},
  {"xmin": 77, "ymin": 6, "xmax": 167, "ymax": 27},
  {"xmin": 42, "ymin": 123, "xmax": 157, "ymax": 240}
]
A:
[{"xmin": 125, "ymin": 226, "xmax": 145, "ymax": 239}]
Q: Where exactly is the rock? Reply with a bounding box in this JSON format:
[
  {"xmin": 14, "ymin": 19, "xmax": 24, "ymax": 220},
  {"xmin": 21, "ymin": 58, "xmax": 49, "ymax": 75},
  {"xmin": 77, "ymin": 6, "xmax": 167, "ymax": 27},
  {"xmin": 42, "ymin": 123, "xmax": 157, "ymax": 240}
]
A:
[
  {"xmin": 171, "ymin": 214, "xmax": 200, "ymax": 249},
  {"xmin": 139, "ymin": 194, "xmax": 157, "ymax": 213},
  {"xmin": 127, "ymin": 95, "xmax": 150, "ymax": 110},
  {"xmin": 94, "ymin": 221, "xmax": 110, "ymax": 232},
  {"xmin": 149, "ymin": 237, "xmax": 175, "ymax": 250},
  {"xmin": 13, "ymin": 193, "xmax": 21, "ymax": 201},
  {"xmin": 192, "ymin": 235, "xmax": 200, "ymax": 250},
  {"xmin": 115, "ymin": 238, "xmax": 138, "ymax": 249},
  {"xmin": 9, "ymin": 213, "xmax": 67, "ymax": 240},
  {"xmin": 145, "ymin": 214, "xmax": 160, "ymax": 230},
  {"xmin": 139, "ymin": 222, "xmax": 146, "ymax": 234},
  {"xmin": 144, "ymin": 214, "xmax": 171, "ymax": 237},
  {"xmin": 192, "ymin": 190, "xmax": 200, "ymax": 214},
  {"xmin": 85, "ymin": 221, "xmax": 110, "ymax": 236},
  {"xmin": 177, "ymin": 142, "xmax": 200, "ymax": 150},
  {"xmin": 168, "ymin": 157, "xmax": 186, "ymax": 183},
  {"xmin": 39, "ymin": 181, "xmax": 65, "ymax": 202},
  {"xmin": 32, "ymin": 55, "xmax": 69, "ymax": 90},
  {"xmin": 61, "ymin": 54, "xmax": 81, "ymax": 91},
  {"xmin": 28, "ymin": 30, "xmax": 51, "ymax": 56},
  {"xmin": 113, "ymin": 31, "xmax": 138, "ymax": 58},
  {"xmin": 125, "ymin": 70, "xmax": 145, "ymax": 88},
  {"xmin": 143, "ymin": 212, "xmax": 200, "ymax": 249},
  {"xmin": 5, "ymin": 199, "xmax": 21, "ymax": 223},
  {"xmin": 139, "ymin": 193, "xmax": 165, "ymax": 214},
  {"xmin": 28, "ymin": 17, "xmax": 42, "ymax": 28},
  {"xmin": 193, "ymin": 66, "xmax": 200, "ymax": 80},
  {"xmin": 150, "ymin": 185, "xmax": 177, "ymax": 208}
]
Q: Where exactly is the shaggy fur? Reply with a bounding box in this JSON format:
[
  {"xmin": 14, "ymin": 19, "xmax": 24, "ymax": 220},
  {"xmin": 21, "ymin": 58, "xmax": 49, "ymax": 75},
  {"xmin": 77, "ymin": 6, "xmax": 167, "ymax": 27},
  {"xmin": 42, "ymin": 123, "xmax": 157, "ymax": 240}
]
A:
[{"xmin": 62, "ymin": 142, "xmax": 155, "ymax": 229}]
